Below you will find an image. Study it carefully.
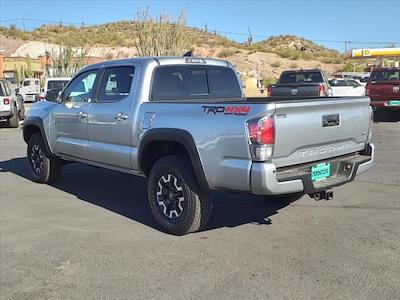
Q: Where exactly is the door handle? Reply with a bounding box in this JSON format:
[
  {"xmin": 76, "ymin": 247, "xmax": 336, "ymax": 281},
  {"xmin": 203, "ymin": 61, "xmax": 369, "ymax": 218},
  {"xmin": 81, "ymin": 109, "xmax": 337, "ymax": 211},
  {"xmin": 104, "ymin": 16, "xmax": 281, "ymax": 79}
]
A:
[
  {"xmin": 322, "ymin": 114, "xmax": 340, "ymax": 127},
  {"xmin": 115, "ymin": 112, "xmax": 128, "ymax": 120},
  {"xmin": 77, "ymin": 111, "xmax": 87, "ymax": 118}
]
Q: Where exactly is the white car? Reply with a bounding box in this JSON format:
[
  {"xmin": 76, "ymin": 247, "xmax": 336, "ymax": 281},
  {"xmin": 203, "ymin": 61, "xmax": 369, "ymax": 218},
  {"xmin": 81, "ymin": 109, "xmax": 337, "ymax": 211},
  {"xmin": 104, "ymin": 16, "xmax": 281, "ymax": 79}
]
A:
[
  {"xmin": 0, "ymin": 79, "xmax": 25, "ymax": 127},
  {"xmin": 329, "ymin": 79, "xmax": 366, "ymax": 97},
  {"xmin": 16, "ymin": 78, "xmax": 40, "ymax": 102}
]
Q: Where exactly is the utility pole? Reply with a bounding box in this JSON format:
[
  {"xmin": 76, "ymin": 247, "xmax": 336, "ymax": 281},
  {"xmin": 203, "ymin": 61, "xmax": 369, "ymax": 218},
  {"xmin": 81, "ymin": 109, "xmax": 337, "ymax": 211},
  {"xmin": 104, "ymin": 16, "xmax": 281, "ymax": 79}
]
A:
[
  {"xmin": 247, "ymin": 27, "xmax": 253, "ymax": 48},
  {"xmin": 344, "ymin": 40, "xmax": 348, "ymax": 53}
]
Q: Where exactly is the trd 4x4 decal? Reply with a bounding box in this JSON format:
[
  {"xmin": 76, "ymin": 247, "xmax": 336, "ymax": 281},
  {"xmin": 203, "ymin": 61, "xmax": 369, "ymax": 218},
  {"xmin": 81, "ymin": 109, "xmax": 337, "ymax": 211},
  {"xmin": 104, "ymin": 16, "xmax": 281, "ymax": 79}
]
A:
[{"xmin": 202, "ymin": 106, "xmax": 251, "ymax": 116}]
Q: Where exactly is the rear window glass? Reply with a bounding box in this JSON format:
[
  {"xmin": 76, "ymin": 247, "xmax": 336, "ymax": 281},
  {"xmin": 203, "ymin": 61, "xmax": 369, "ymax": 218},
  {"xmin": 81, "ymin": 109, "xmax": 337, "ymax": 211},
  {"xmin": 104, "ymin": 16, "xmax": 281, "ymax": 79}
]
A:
[
  {"xmin": 208, "ymin": 67, "xmax": 242, "ymax": 98},
  {"xmin": 0, "ymin": 82, "xmax": 6, "ymax": 96},
  {"xmin": 47, "ymin": 80, "xmax": 70, "ymax": 93},
  {"xmin": 279, "ymin": 71, "xmax": 323, "ymax": 84},
  {"xmin": 151, "ymin": 66, "xmax": 241, "ymax": 101},
  {"xmin": 371, "ymin": 70, "xmax": 400, "ymax": 82}
]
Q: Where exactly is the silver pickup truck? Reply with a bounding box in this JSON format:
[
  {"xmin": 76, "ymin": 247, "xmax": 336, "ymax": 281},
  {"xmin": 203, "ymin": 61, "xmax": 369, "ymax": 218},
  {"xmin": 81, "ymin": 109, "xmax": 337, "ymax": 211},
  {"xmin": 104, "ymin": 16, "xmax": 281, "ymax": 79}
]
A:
[{"xmin": 23, "ymin": 57, "xmax": 374, "ymax": 235}]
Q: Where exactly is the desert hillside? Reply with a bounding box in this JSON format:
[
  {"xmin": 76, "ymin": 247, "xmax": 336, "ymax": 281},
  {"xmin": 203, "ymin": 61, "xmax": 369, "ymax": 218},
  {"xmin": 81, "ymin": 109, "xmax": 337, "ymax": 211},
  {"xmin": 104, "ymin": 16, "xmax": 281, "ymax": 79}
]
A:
[{"xmin": 0, "ymin": 22, "xmax": 345, "ymax": 95}]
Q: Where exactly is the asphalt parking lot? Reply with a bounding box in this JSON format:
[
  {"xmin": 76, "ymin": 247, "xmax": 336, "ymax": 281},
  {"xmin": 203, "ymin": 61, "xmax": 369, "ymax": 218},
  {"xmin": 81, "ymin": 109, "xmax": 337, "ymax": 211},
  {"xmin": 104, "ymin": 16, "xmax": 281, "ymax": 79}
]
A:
[{"xmin": 1, "ymin": 118, "xmax": 399, "ymax": 299}]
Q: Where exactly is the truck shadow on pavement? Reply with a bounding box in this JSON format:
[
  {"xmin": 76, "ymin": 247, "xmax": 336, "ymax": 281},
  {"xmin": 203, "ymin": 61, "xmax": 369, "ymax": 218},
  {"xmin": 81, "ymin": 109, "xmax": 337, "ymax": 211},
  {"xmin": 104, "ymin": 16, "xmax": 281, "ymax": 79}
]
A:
[{"xmin": 0, "ymin": 157, "xmax": 301, "ymax": 233}]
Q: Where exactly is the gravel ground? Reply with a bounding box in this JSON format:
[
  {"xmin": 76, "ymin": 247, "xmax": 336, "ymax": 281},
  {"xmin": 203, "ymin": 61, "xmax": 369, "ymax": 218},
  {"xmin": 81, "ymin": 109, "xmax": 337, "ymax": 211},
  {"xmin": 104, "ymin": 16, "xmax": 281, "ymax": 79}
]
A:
[{"xmin": 0, "ymin": 119, "xmax": 399, "ymax": 299}]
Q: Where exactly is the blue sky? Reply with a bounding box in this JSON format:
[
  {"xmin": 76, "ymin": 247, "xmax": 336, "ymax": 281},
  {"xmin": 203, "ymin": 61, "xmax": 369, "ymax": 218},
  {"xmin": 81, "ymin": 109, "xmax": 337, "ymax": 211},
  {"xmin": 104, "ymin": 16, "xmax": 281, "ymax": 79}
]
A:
[{"xmin": 0, "ymin": 0, "xmax": 399, "ymax": 52}]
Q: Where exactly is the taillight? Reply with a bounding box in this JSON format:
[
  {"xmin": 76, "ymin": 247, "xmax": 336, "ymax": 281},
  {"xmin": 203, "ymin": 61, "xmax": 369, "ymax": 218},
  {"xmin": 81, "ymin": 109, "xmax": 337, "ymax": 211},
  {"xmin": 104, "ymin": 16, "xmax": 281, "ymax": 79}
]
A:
[
  {"xmin": 246, "ymin": 115, "xmax": 275, "ymax": 161},
  {"xmin": 3, "ymin": 98, "xmax": 10, "ymax": 105},
  {"xmin": 365, "ymin": 84, "xmax": 370, "ymax": 96},
  {"xmin": 319, "ymin": 83, "xmax": 326, "ymax": 96},
  {"xmin": 267, "ymin": 86, "xmax": 272, "ymax": 96},
  {"xmin": 260, "ymin": 117, "xmax": 274, "ymax": 144}
]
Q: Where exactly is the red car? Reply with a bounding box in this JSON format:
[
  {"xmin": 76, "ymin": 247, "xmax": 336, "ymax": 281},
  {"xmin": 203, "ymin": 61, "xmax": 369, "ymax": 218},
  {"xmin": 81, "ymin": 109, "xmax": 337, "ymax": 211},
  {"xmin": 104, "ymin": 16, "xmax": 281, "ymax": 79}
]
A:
[{"xmin": 366, "ymin": 67, "xmax": 400, "ymax": 112}]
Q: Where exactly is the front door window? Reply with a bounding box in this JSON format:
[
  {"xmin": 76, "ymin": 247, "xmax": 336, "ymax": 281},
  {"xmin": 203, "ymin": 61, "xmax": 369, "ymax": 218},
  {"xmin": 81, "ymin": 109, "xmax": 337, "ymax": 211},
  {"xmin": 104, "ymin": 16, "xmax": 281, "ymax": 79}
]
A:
[{"xmin": 62, "ymin": 70, "xmax": 98, "ymax": 104}]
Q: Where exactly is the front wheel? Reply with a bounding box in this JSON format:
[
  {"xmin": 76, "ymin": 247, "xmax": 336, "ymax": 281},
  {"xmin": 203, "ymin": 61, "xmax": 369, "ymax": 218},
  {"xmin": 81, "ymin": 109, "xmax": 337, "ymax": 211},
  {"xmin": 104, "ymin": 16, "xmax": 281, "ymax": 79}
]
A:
[
  {"xmin": 27, "ymin": 133, "xmax": 62, "ymax": 183},
  {"xmin": 147, "ymin": 155, "xmax": 212, "ymax": 235}
]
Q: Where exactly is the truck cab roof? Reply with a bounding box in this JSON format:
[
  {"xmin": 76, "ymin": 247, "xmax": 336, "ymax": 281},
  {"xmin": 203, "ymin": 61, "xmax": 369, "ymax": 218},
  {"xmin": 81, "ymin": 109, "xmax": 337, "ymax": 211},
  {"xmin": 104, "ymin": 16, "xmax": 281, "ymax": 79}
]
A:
[{"xmin": 82, "ymin": 56, "xmax": 232, "ymax": 71}]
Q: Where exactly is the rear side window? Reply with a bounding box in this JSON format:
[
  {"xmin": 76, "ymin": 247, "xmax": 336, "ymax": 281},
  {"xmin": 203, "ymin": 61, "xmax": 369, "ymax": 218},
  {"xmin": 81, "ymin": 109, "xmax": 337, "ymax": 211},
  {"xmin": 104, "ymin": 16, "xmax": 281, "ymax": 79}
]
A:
[
  {"xmin": 279, "ymin": 71, "xmax": 323, "ymax": 84},
  {"xmin": 4, "ymin": 82, "xmax": 11, "ymax": 95},
  {"xmin": 371, "ymin": 70, "xmax": 400, "ymax": 82},
  {"xmin": 0, "ymin": 82, "xmax": 6, "ymax": 96},
  {"xmin": 98, "ymin": 66, "xmax": 135, "ymax": 102},
  {"xmin": 152, "ymin": 67, "xmax": 187, "ymax": 100},
  {"xmin": 151, "ymin": 66, "xmax": 241, "ymax": 101}
]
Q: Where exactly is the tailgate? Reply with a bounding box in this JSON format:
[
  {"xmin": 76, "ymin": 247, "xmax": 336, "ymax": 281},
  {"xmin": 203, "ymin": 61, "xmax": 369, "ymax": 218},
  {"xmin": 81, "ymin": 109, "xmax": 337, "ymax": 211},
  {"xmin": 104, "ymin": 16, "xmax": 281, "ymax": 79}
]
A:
[
  {"xmin": 377, "ymin": 81, "xmax": 400, "ymax": 100},
  {"xmin": 272, "ymin": 97, "xmax": 371, "ymax": 167},
  {"xmin": 370, "ymin": 81, "xmax": 400, "ymax": 100},
  {"xmin": 272, "ymin": 84, "xmax": 320, "ymax": 97}
]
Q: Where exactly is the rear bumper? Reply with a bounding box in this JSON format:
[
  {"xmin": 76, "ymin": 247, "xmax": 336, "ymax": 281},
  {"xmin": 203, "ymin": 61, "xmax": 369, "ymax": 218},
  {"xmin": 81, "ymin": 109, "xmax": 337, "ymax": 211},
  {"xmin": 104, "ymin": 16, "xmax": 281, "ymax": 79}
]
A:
[
  {"xmin": 250, "ymin": 143, "xmax": 375, "ymax": 195},
  {"xmin": 0, "ymin": 110, "xmax": 13, "ymax": 119},
  {"xmin": 371, "ymin": 101, "xmax": 400, "ymax": 111}
]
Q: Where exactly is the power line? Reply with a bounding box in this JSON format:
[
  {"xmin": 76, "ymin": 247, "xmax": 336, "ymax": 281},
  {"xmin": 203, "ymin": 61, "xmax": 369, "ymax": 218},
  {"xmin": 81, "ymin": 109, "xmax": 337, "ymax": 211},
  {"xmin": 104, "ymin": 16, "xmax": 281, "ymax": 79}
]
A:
[
  {"xmin": 214, "ymin": 30, "xmax": 399, "ymax": 45},
  {"xmin": 0, "ymin": 17, "xmax": 97, "ymax": 26},
  {"xmin": 0, "ymin": 17, "xmax": 398, "ymax": 47}
]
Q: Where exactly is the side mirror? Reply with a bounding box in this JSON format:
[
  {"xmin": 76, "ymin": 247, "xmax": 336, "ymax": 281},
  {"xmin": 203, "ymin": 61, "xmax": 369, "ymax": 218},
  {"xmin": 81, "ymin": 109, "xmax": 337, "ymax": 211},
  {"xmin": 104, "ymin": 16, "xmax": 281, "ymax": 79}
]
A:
[{"xmin": 46, "ymin": 89, "xmax": 58, "ymax": 102}]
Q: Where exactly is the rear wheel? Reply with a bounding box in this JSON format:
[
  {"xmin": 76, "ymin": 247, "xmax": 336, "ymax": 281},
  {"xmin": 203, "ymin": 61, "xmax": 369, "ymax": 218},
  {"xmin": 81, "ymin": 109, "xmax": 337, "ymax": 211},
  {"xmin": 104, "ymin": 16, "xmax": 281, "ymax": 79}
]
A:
[
  {"xmin": 7, "ymin": 105, "xmax": 19, "ymax": 128},
  {"xmin": 147, "ymin": 155, "xmax": 212, "ymax": 235},
  {"xmin": 27, "ymin": 133, "xmax": 62, "ymax": 183}
]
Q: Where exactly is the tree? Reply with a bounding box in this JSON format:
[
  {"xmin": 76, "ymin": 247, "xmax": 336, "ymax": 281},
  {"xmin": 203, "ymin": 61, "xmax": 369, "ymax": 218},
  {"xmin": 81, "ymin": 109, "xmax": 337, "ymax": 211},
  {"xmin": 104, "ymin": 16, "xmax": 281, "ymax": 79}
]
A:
[
  {"xmin": 134, "ymin": 8, "xmax": 188, "ymax": 56},
  {"xmin": 25, "ymin": 55, "xmax": 33, "ymax": 78},
  {"xmin": 49, "ymin": 44, "xmax": 87, "ymax": 77},
  {"xmin": 14, "ymin": 64, "xmax": 22, "ymax": 83},
  {"xmin": 20, "ymin": 65, "xmax": 25, "ymax": 80}
]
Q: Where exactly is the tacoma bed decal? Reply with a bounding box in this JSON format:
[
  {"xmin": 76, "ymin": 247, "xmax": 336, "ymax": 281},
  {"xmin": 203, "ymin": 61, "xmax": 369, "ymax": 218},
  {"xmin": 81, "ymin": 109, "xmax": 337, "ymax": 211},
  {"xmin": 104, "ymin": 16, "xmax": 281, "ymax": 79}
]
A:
[{"xmin": 202, "ymin": 105, "xmax": 251, "ymax": 116}]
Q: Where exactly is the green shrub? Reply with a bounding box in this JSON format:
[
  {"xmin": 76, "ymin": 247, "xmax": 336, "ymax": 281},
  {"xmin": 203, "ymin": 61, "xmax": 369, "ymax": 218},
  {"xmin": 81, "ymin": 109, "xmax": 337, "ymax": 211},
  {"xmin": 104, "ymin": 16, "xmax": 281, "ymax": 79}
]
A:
[
  {"xmin": 217, "ymin": 48, "xmax": 235, "ymax": 58},
  {"xmin": 263, "ymin": 76, "xmax": 277, "ymax": 87},
  {"xmin": 270, "ymin": 61, "xmax": 281, "ymax": 68},
  {"xmin": 340, "ymin": 60, "xmax": 365, "ymax": 72}
]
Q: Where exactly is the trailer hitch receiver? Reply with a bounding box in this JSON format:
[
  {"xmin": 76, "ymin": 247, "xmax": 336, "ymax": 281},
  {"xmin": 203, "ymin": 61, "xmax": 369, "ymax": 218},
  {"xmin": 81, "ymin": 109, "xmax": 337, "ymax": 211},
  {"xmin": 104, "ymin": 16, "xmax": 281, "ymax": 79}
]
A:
[{"xmin": 309, "ymin": 190, "xmax": 333, "ymax": 201}]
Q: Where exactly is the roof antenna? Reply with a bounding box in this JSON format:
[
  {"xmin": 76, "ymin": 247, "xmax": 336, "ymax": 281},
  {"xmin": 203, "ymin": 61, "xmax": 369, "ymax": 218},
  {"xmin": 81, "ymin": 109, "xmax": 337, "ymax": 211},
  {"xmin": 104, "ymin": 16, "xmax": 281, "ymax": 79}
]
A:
[{"xmin": 183, "ymin": 51, "xmax": 193, "ymax": 57}]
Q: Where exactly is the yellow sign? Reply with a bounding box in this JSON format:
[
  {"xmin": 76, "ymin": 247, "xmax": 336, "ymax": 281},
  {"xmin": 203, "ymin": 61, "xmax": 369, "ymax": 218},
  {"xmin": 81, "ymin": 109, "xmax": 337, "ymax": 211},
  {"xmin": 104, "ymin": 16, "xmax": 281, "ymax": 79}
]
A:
[{"xmin": 351, "ymin": 48, "xmax": 400, "ymax": 58}]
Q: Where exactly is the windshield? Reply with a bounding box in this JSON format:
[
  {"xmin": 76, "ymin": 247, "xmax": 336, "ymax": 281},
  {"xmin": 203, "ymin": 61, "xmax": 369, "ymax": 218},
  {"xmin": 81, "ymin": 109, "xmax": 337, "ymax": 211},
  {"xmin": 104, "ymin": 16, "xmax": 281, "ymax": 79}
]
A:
[
  {"xmin": 279, "ymin": 71, "xmax": 323, "ymax": 84},
  {"xmin": 371, "ymin": 70, "xmax": 400, "ymax": 82},
  {"xmin": 47, "ymin": 80, "xmax": 70, "ymax": 93}
]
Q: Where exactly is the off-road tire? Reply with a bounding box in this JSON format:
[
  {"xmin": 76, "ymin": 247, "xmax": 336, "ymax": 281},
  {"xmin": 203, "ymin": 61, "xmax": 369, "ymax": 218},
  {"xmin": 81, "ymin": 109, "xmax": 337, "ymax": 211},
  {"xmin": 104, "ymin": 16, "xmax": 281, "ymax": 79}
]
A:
[
  {"xmin": 148, "ymin": 155, "xmax": 212, "ymax": 235},
  {"xmin": 7, "ymin": 105, "xmax": 19, "ymax": 128},
  {"xmin": 27, "ymin": 133, "xmax": 62, "ymax": 183}
]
